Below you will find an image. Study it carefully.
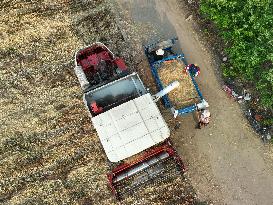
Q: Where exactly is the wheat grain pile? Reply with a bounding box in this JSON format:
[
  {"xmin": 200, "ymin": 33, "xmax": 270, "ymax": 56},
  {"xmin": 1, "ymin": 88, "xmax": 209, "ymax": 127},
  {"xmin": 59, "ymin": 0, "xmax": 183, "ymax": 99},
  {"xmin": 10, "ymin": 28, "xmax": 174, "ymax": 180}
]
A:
[{"xmin": 158, "ymin": 60, "xmax": 199, "ymax": 108}]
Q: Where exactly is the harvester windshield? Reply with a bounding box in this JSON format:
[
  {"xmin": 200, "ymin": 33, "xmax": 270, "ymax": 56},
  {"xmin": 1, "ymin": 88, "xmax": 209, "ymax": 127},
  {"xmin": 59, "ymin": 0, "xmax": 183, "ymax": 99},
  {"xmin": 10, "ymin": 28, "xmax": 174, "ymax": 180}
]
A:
[{"xmin": 84, "ymin": 73, "xmax": 147, "ymax": 116}]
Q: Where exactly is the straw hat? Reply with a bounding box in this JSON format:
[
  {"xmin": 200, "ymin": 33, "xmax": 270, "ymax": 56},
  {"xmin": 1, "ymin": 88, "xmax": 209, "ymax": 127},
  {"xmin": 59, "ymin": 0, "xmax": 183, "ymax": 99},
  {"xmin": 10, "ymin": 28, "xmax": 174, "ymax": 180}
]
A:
[{"xmin": 202, "ymin": 109, "xmax": 211, "ymax": 118}]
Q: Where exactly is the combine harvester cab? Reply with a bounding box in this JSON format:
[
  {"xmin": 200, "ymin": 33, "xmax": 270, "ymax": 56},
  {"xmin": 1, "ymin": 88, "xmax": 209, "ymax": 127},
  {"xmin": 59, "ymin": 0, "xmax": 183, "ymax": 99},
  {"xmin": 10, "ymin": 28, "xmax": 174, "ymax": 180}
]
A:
[
  {"xmin": 74, "ymin": 42, "xmax": 128, "ymax": 91},
  {"xmin": 74, "ymin": 43, "xmax": 185, "ymax": 200},
  {"xmin": 144, "ymin": 37, "xmax": 209, "ymax": 118}
]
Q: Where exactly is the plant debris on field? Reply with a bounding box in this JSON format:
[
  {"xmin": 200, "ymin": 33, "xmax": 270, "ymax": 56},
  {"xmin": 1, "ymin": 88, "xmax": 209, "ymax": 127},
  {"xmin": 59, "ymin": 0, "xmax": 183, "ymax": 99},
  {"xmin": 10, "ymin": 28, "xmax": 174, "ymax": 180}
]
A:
[{"xmin": 0, "ymin": 0, "xmax": 199, "ymax": 204}]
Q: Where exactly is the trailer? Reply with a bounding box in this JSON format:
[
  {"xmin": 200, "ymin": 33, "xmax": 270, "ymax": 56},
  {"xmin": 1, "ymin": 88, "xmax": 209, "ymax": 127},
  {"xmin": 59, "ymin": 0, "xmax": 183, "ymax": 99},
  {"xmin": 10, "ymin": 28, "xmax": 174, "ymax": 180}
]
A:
[
  {"xmin": 144, "ymin": 37, "xmax": 209, "ymax": 117},
  {"xmin": 74, "ymin": 42, "xmax": 185, "ymax": 200}
]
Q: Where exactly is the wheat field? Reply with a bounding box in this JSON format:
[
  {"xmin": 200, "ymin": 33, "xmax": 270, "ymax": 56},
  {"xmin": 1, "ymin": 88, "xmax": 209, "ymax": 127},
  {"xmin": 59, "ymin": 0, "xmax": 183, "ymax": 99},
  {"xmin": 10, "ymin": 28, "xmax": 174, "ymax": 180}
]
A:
[{"xmin": 0, "ymin": 0, "xmax": 196, "ymax": 204}]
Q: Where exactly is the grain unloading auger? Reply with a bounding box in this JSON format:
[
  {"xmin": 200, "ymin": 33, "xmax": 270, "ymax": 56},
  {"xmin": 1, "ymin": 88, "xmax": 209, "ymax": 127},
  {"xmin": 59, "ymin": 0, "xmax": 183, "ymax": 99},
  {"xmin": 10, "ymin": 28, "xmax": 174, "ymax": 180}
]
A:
[{"xmin": 74, "ymin": 42, "xmax": 185, "ymax": 199}]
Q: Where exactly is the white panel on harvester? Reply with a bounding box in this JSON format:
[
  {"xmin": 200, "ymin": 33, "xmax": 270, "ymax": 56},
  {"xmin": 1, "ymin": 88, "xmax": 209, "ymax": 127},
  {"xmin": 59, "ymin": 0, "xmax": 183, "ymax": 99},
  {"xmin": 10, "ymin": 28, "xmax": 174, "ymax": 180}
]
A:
[{"xmin": 92, "ymin": 93, "xmax": 170, "ymax": 162}]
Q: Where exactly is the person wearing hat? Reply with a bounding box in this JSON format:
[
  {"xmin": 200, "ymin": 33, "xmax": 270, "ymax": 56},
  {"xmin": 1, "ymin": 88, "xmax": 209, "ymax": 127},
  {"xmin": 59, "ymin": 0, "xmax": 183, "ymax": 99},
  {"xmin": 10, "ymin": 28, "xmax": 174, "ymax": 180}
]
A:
[
  {"xmin": 154, "ymin": 48, "xmax": 165, "ymax": 61},
  {"xmin": 186, "ymin": 64, "xmax": 200, "ymax": 77},
  {"xmin": 197, "ymin": 109, "xmax": 211, "ymax": 129}
]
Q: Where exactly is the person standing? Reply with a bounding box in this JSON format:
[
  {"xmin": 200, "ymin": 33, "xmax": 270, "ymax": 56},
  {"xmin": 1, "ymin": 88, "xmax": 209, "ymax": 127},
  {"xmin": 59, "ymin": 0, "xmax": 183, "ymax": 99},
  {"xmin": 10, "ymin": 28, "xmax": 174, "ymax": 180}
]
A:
[{"xmin": 197, "ymin": 109, "xmax": 211, "ymax": 129}]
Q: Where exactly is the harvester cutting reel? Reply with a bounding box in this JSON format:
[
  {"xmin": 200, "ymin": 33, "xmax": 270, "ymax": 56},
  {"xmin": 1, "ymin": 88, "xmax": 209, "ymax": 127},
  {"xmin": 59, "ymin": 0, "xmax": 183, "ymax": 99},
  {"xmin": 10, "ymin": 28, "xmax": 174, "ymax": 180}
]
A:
[{"xmin": 107, "ymin": 140, "xmax": 186, "ymax": 200}]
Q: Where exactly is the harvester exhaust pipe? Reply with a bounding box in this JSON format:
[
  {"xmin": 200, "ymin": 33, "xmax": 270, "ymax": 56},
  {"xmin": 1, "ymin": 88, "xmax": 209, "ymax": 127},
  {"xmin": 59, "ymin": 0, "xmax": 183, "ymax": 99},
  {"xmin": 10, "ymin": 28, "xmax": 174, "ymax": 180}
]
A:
[{"xmin": 153, "ymin": 81, "xmax": 180, "ymax": 102}]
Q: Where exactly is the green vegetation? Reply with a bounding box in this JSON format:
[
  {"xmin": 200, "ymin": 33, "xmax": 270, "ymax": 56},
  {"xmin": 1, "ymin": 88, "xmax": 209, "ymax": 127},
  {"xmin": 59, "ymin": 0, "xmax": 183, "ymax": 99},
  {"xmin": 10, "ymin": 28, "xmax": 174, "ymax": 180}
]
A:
[{"xmin": 200, "ymin": 0, "xmax": 273, "ymax": 108}]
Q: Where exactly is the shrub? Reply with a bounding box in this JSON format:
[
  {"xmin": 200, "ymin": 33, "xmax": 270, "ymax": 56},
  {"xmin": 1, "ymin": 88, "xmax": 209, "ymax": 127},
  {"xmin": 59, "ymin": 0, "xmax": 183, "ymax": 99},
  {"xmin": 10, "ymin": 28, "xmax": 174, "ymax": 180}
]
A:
[{"xmin": 200, "ymin": 0, "xmax": 273, "ymax": 108}]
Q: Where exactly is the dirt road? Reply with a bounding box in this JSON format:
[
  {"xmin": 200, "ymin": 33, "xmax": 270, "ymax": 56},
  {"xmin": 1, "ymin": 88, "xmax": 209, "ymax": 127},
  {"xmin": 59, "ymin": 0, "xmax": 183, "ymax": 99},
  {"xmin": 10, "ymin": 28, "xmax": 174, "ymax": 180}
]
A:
[{"xmin": 117, "ymin": 0, "xmax": 273, "ymax": 204}]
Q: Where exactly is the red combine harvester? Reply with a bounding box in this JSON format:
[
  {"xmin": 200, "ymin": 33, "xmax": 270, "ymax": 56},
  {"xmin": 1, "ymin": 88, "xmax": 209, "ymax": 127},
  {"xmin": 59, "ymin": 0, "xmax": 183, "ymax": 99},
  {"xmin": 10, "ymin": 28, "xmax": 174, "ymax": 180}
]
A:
[{"xmin": 74, "ymin": 42, "xmax": 185, "ymax": 199}]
